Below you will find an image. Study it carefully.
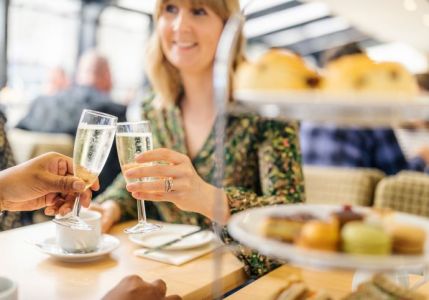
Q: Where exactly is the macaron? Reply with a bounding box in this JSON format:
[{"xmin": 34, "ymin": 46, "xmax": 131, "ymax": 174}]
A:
[
  {"xmin": 295, "ymin": 220, "xmax": 339, "ymax": 252},
  {"xmin": 341, "ymin": 222, "xmax": 391, "ymax": 255},
  {"xmin": 386, "ymin": 223, "xmax": 426, "ymax": 255}
]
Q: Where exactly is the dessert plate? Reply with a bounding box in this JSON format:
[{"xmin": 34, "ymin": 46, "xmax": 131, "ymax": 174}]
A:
[
  {"xmin": 33, "ymin": 234, "xmax": 120, "ymax": 263},
  {"xmin": 129, "ymin": 224, "xmax": 214, "ymax": 251},
  {"xmin": 228, "ymin": 204, "xmax": 429, "ymax": 271}
]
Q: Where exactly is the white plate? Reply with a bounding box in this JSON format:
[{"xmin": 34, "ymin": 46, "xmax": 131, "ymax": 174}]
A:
[
  {"xmin": 33, "ymin": 234, "xmax": 120, "ymax": 263},
  {"xmin": 129, "ymin": 224, "xmax": 214, "ymax": 250},
  {"xmin": 228, "ymin": 204, "xmax": 429, "ymax": 271},
  {"xmin": 233, "ymin": 90, "xmax": 429, "ymax": 126}
]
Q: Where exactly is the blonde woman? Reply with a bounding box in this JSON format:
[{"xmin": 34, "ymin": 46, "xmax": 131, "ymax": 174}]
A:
[{"xmin": 94, "ymin": 0, "xmax": 304, "ymax": 277}]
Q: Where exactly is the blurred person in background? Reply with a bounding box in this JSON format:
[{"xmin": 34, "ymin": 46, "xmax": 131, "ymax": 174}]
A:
[
  {"xmin": 17, "ymin": 49, "xmax": 124, "ymax": 134},
  {"xmin": 90, "ymin": 0, "xmax": 305, "ymax": 278},
  {"xmin": 44, "ymin": 66, "xmax": 70, "ymax": 96},
  {"xmin": 300, "ymin": 43, "xmax": 429, "ymax": 175},
  {"xmin": 16, "ymin": 49, "xmax": 126, "ymax": 195}
]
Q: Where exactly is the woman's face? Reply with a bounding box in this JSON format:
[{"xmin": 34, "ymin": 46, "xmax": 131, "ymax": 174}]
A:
[{"xmin": 157, "ymin": 0, "xmax": 224, "ymax": 74}]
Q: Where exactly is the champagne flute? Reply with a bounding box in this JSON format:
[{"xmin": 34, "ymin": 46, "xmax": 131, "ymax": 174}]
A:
[
  {"xmin": 53, "ymin": 109, "xmax": 117, "ymax": 230},
  {"xmin": 116, "ymin": 121, "xmax": 161, "ymax": 234}
]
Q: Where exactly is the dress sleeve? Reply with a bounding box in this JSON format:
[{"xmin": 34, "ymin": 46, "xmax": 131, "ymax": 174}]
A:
[
  {"xmin": 95, "ymin": 174, "xmax": 138, "ymax": 222},
  {"xmin": 0, "ymin": 113, "xmax": 16, "ymax": 170},
  {"xmin": 223, "ymin": 119, "xmax": 305, "ymax": 278},
  {"xmin": 0, "ymin": 112, "xmax": 22, "ymax": 231}
]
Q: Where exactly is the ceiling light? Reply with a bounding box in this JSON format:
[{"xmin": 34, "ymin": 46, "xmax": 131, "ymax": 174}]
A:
[
  {"xmin": 244, "ymin": 2, "xmax": 330, "ymax": 39},
  {"xmin": 240, "ymin": 0, "xmax": 294, "ymax": 15},
  {"xmin": 263, "ymin": 17, "xmax": 350, "ymax": 47}
]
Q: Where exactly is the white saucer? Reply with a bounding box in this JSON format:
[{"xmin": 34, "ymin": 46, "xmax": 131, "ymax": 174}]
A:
[
  {"xmin": 129, "ymin": 224, "xmax": 214, "ymax": 250},
  {"xmin": 34, "ymin": 234, "xmax": 120, "ymax": 263}
]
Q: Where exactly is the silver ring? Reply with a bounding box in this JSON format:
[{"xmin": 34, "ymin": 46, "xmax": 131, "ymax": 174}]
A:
[{"xmin": 164, "ymin": 177, "xmax": 173, "ymax": 193}]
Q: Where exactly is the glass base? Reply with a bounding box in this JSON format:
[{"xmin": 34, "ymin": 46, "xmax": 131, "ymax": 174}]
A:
[
  {"xmin": 52, "ymin": 215, "xmax": 93, "ymax": 231},
  {"xmin": 124, "ymin": 222, "xmax": 161, "ymax": 234}
]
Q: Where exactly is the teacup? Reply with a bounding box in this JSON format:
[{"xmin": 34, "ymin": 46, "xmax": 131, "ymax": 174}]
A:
[
  {"xmin": 56, "ymin": 210, "xmax": 101, "ymax": 253},
  {"xmin": 0, "ymin": 276, "xmax": 17, "ymax": 300}
]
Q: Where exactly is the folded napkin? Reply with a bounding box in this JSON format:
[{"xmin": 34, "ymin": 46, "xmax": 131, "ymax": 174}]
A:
[{"xmin": 134, "ymin": 241, "xmax": 220, "ymax": 265}]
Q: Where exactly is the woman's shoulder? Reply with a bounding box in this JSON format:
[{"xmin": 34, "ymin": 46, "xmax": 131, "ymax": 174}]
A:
[
  {"xmin": 140, "ymin": 93, "xmax": 163, "ymax": 120},
  {"xmin": 141, "ymin": 92, "xmax": 156, "ymax": 111}
]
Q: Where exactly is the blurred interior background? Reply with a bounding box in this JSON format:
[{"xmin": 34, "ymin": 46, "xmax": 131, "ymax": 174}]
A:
[{"xmin": 1, "ymin": 0, "xmax": 428, "ymax": 125}]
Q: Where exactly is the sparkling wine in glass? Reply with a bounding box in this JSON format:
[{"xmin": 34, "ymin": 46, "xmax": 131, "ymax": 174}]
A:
[
  {"xmin": 53, "ymin": 109, "xmax": 117, "ymax": 230},
  {"xmin": 116, "ymin": 121, "xmax": 161, "ymax": 234}
]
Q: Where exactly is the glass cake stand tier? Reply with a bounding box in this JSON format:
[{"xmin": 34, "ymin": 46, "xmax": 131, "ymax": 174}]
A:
[
  {"xmin": 232, "ymin": 91, "xmax": 429, "ymax": 126},
  {"xmin": 228, "ymin": 204, "xmax": 429, "ymax": 272}
]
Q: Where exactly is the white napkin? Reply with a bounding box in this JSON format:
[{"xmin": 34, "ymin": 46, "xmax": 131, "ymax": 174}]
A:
[{"xmin": 134, "ymin": 241, "xmax": 220, "ymax": 265}]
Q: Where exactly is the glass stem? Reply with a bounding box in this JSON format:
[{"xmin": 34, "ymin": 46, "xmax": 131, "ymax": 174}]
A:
[
  {"xmin": 72, "ymin": 194, "xmax": 81, "ymax": 217},
  {"xmin": 137, "ymin": 199, "xmax": 147, "ymax": 224}
]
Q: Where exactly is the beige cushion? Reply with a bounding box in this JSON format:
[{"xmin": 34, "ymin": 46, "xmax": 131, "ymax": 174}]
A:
[
  {"xmin": 304, "ymin": 166, "xmax": 385, "ymax": 206},
  {"xmin": 374, "ymin": 171, "xmax": 429, "ymax": 217},
  {"xmin": 7, "ymin": 128, "xmax": 74, "ymax": 164}
]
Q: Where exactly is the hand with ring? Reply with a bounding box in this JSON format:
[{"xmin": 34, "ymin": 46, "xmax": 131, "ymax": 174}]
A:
[{"xmin": 124, "ymin": 148, "xmax": 230, "ymax": 223}]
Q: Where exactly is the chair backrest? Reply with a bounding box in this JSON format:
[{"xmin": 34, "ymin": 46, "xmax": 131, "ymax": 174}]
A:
[
  {"xmin": 374, "ymin": 171, "xmax": 429, "ymax": 217},
  {"xmin": 7, "ymin": 128, "xmax": 74, "ymax": 164},
  {"xmin": 304, "ymin": 165, "xmax": 385, "ymax": 206}
]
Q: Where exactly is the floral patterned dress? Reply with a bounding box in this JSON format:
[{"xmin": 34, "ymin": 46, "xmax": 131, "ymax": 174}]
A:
[
  {"xmin": 0, "ymin": 110, "xmax": 23, "ymax": 231},
  {"xmin": 96, "ymin": 98, "xmax": 305, "ymax": 277}
]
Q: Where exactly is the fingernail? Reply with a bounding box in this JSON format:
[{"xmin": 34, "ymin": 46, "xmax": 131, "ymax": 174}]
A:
[
  {"xmin": 132, "ymin": 192, "xmax": 141, "ymax": 199},
  {"xmin": 124, "ymin": 170, "xmax": 136, "ymax": 177},
  {"xmin": 73, "ymin": 181, "xmax": 85, "ymax": 191},
  {"xmin": 126, "ymin": 183, "xmax": 136, "ymax": 191},
  {"xmin": 61, "ymin": 208, "xmax": 71, "ymax": 216}
]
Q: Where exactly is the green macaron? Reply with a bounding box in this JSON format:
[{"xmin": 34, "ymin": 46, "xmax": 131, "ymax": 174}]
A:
[{"xmin": 341, "ymin": 221, "xmax": 391, "ymax": 255}]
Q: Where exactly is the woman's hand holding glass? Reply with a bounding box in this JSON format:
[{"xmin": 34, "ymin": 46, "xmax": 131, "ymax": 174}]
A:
[{"xmin": 124, "ymin": 148, "xmax": 230, "ymax": 223}]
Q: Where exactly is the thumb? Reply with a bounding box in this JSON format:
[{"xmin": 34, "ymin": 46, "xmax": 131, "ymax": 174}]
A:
[{"xmin": 44, "ymin": 173, "xmax": 86, "ymax": 194}]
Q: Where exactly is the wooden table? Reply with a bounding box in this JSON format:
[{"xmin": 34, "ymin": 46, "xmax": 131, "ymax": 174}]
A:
[
  {"xmin": 225, "ymin": 264, "xmax": 429, "ymax": 299},
  {"xmin": 0, "ymin": 221, "xmax": 246, "ymax": 299}
]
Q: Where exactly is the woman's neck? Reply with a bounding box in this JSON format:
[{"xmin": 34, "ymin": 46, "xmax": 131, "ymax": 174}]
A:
[{"xmin": 180, "ymin": 68, "xmax": 215, "ymax": 116}]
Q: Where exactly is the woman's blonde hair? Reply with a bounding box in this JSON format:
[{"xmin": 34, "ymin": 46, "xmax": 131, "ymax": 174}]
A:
[{"xmin": 145, "ymin": 0, "xmax": 245, "ymax": 106}]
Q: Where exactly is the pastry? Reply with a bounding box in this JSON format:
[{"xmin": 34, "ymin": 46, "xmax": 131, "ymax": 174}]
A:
[
  {"xmin": 364, "ymin": 62, "xmax": 419, "ymax": 95},
  {"xmin": 295, "ymin": 220, "xmax": 339, "ymax": 251},
  {"xmin": 322, "ymin": 54, "xmax": 374, "ymax": 93},
  {"xmin": 343, "ymin": 273, "xmax": 426, "ymax": 300},
  {"xmin": 331, "ymin": 205, "xmax": 364, "ymax": 228},
  {"xmin": 276, "ymin": 282, "xmax": 308, "ymax": 300},
  {"xmin": 235, "ymin": 49, "xmax": 321, "ymax": 91},
  {"xmin": 263, "ymin": 213, "xmax": 316, "ymax": 242},
  {"xmin": 372, "ymin": 273, "xmax": 426, "ymax": 300},
  {"xmin": 322, "ymin": 54, "xmax": 418, "ymax": 96},
  {"xmin": 275, "ymin": 277, "xmax": 333, "ymax": 300},
  {"xmin": 385, "ymin": 223, "xmax": 426, "ymax": 254},
  {"xmin": 341, "ymin": 222, "xmax": 391, "ymax": 255}
]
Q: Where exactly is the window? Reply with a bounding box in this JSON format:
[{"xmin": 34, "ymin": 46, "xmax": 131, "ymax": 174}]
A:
[{"xmin": 98, "ymin": 6, "xmax": 150, "ymax": 104}]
